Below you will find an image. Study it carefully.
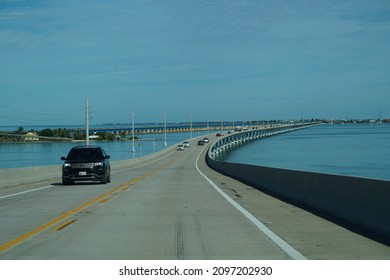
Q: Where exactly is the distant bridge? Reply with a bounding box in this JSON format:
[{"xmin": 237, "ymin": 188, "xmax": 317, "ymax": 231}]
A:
[
  {"xmin": 91, "ymin": 124, "xmax": 230, "ymax": 135},
  {"xmin": 1, "ymin": 122, "xmax": 389, "ymax": 260},
  {"xmin": 0, "ymin": 120, "xmax": 301, "ymax": 142},
  {"xmin": 87, "ymin": 121, "xmax": 293, "ymax": 135}
]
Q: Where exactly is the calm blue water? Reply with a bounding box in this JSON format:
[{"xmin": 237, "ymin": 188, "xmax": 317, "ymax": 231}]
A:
[
  {"xmin": 2, "ymin": 124, "xmax": 390, "ymax": 182},
  {"xmin": 223, "ymin": 124, "xmax": 390, "ymax": 181},
  {"xmin": 0, "ymin": 131, "xmax": 209, "ymax": 169}
]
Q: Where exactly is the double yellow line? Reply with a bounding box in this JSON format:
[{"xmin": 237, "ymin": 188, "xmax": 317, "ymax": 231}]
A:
[{"xmin": 0, "ymin": 155, "xmax": 180, "ymax": 254}]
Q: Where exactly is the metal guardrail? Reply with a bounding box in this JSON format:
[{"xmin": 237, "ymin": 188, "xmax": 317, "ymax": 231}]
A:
[{"xmin": 209, "ymin": 123, "xmax": 320, "ymax": 160}]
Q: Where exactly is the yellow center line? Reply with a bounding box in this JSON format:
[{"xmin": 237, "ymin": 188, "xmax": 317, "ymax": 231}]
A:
[
  {"xmin": 0, "ymin": 154, "xmax": 181, "ymax": 253},
  {"xmin": 55, "ymin": 220, "xmax": 77, "ymax": 231},
  {"xmin": 99, "ymin": 198, "xmax": 110, "ymax": 204}
]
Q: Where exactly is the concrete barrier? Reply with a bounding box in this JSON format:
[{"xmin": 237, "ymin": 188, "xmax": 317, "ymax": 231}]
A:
[
  {"xmin": 206, "ymin": 141, "xmax": 390, "ymax": 241},
  {"xmin": 0, "ymin": 133, "xmax": 212, "ymax": 190},
  {"xmin": 0, "ymin": 165, "xmax": 61, "ymax": 189},
  {"xmin": 0, "ymin": 142, "xmax": 179, "ymax": 189},
  {"xmin": 110, "ymin": 142, "xmax": 178, "ymax": 170}
]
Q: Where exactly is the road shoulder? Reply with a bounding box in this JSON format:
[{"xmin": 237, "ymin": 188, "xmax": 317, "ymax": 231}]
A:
[{"xmin": 197, "ymin": 146, "xmax": 390, "ymax": 260}]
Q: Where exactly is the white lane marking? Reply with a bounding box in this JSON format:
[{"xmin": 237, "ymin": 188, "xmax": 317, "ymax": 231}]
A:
[
  {"xmin": 0, "ymin": 185, "xmax": 54, "ymax": 200},
  {"xmin": 195, "ymin": 147, "xmax": 307, "ymax": 260}
]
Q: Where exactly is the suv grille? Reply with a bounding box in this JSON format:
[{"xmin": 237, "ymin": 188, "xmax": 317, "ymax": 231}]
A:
[{"xmin": 71, "ymin": 163, "xmax": 95, "ymax": 169}]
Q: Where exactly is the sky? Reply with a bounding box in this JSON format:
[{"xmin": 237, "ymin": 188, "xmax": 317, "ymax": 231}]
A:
[{"xmin": 1, "ymin": 0, "xmax": 390, "ymax": 126}]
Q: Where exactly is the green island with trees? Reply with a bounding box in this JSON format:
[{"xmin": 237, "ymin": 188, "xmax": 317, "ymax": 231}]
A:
[{"xmin": 0, "ymin": 127, "xmax": 138, "ymax": 143}]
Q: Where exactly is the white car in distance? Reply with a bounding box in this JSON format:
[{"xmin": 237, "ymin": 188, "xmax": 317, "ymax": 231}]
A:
[{"xmin": 183, "ymin": 141, "xmax": 190, "ymax": 148}]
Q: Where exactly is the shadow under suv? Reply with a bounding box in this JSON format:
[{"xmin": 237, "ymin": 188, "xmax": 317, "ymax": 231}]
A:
[{"xmin": 61, "ymin": 145, "xmax": 111, "ymax": 185}]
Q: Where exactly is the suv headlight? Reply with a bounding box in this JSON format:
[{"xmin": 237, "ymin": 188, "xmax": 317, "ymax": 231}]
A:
[
  {"xmin": 94, "ymin": 162, "xmax": 104, "ymax": 167},
  {"xmin": 64, "ymin": 163, "xmax": 72, "ymax": 167}
]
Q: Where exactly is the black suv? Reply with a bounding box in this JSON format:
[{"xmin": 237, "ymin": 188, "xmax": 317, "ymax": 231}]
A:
[{"xmin": 61, "ymin": 145, "xmax": 111, "ymax": 185}]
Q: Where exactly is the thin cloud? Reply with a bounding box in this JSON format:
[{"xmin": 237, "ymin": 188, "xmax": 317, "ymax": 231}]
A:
[{"xmin": 1, "ymin": 0, "xmax": 389, "ymax": 125}]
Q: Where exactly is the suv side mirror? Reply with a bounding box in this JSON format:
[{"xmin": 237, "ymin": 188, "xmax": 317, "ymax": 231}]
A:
[
  {"xmin": 106, "ymin": 155, "xmax": 110, "ymax": 159},
  {"xmin": 61, "ymin": 157, "xmax": 66, "ymax": 160}
]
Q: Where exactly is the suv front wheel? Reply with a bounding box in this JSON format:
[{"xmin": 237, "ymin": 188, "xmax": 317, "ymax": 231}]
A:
[{"xmin": 100, "ymin": 170, "xmax": 111, "ymax": 184}]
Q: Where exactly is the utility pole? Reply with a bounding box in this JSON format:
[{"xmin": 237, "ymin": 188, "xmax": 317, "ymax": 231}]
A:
[
  {"xmin": 132, "ymin": 112, "xmax": 135, "ymax": 153},
  {"xmin": 164, "ymin": 112, "xmax": 167, "ymax": 147},
  {"xmin": 85, "ymin": 97, "xmax": 89, "ymax": 146},
  {"xmin": 190, "ymin": 114, "xmax": 193, "ymax": 139}
]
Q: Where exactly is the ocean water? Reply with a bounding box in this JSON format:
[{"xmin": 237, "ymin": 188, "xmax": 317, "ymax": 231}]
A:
[
  {"xmin": 223, "ymin": 124, "xmax": 390, "ymax": 181},
  {"xmin": 0, "ymin": 131, "xmax": 208, "ymax": 169},
  {"xmin": 2, "ymin": 124, "xmax": 390, "ymax": 182}
]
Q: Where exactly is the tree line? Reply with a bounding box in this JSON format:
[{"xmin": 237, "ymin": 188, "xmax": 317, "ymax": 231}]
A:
[{"xmin": 13, "ymin": 127, "xmax": 121, "ymax": 141}]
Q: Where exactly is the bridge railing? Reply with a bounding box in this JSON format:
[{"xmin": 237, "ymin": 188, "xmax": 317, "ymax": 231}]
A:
[
  {"xmin": 206, "ymin": 122, "xmax": 390, "ymax": 243},
  {"xmin": 209, "ymin": 123, "xmax": 316, "ymax": 161}
]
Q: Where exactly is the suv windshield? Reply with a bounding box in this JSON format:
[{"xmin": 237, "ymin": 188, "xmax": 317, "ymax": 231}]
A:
[{"xmin": 67, "ymin": 148, "xmax": 104, "ymax": 160}]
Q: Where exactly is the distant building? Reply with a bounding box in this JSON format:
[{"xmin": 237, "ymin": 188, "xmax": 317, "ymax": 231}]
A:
[
  {"xmin": 89, "ymin": 132, "xmax": 99, "ymax": 140},
  {"xmin": 24, "ymin": 132, "xmax": 39, "ymax": 141}
]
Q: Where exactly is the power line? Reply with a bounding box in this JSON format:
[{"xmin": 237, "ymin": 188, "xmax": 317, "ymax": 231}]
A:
[
  {"xmin": 0, "ymin": 104, "xmax": 83, "ymax": 116},
  {"xmin": 0, "ymin": 104, "xmax": 85, "ymax": 124}
]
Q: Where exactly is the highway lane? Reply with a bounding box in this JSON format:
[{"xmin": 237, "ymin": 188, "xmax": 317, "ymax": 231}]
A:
[
  {"xmin": 2, "ymin": 136, "xmax": 389, "ymax": 260},
  {"xmin": 0, "ymin": 150, "xmax": 177, "ymax": 256},
  {"xmin": 0, "ymin": 139, "xmax": 298, "ymax": 260}
]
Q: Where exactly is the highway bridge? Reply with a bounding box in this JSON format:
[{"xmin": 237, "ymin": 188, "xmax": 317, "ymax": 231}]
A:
[{"xmin": 0, "ymin": 125, "xmax": 389, "ymax": 260}]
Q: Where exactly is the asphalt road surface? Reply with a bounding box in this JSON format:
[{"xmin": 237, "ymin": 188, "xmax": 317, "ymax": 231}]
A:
[{"xmin": 0, "ymin": 137, "xmax": 389, "ymax": 259}]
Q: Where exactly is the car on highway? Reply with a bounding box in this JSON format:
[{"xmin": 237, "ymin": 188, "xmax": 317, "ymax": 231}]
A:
[
  {"xmin": 197, "ymin": 140, "xmax": 204, "ymax": 146},
  {"xmin": 203, "ymin": 137, "xmax": 209, "ymax": 143},
  {"xmin": 61, "ymin": 145, "xmax": 111, "ymax": 185},
  {"xmin": 177, "ymin": 144, "xmax": 185, "ymax": 151},
  {"xmin": 183, "ymin": 141, "xmax": 190, "ymax": 148}
]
